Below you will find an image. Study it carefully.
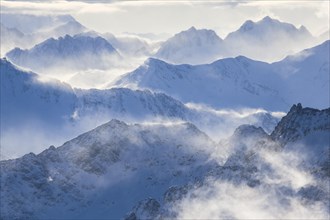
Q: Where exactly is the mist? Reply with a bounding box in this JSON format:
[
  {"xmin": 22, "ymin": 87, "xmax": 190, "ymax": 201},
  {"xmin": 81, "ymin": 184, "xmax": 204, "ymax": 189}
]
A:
[
  {"xmin": 172, "ymin": 142, "xmax": 329, "ymax": 219},
  {"xmin": 175, "ymin": 181, "xmax": 328, "ymax": 219},
  {"xmin": 0, "ymin": 102, "xmax": 285, "ymax": 160}
]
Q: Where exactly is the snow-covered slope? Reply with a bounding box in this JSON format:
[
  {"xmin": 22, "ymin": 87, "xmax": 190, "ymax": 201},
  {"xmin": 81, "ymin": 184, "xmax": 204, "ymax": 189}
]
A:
[
  {"xmin": 271, "ymin": 40, "xmax": 330, "ymax": 109},
  {"xmin": 155, "ymin": 27, "xmax": 226, "ymax": 64},
  {"xmin": 0, "ymin": 58, "xmax": 76, "ymax": 126},
  {"xmin": 113, "ymin": 57, "xmax": 287, "ymax": 111},
  {"xmin": 6, "ymin": 34, "xmax": 120, "ymax": 73},
  {"xmin": 1, "ymin": 105, "xmax": 329, "ymax": 219},
  {"xmin": 113, "ymin": 41, "xmax": 329, "ymax": 111},
  {"xmin": 74, "ymin": 88, "xmax": 189, "ymax": 121},
  {"xmin": 0, "ymin": 58, "xmax": 191, "ymax": 124},
  {"xmin": 224, "ymin": 16, "xmax": 317, "ymax": 61},
  {"xmin": 0, "ymin": 120, "xmax": 217, "ymax": 219}
]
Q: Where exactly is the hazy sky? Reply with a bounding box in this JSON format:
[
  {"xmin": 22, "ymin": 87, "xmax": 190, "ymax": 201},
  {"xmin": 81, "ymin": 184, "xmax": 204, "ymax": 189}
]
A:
[{"xmin": 1, "ymin": 0, "xmax": 329, "ymax": 38}]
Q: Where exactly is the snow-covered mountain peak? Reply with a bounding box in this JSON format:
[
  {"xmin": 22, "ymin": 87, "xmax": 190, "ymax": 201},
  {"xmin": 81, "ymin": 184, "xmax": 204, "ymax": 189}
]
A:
[
  {"xmin": 299, "ymin": 25, "xmax": 309, "ymax": 33},
  {"xmin": 145, "ymin": 57, "xmax": 168, "ymax": 66},
  {"xmin": 224, "ymin": 16, "xmax": 316, "ymax": 62},
  {"xmin": 259, "ymin": 16, "xmax": 283, "ymax": 26},
  {"xmin": 233, "ymin": 16, "xmax": 312, "ymax": 37},
  {"xmin": 8, "ymin": 34, "xmax": 117, "ymax": 57},
  {"xmin": 154, "ymin": 26, "xmax": 225, "ymax": 64},
  {"xmin": 40, "ymin": 34, "xmax": 117, "ymax": 54},
  {"xmin": 5, "ymin": 34, "xmax": 121, "ymax": 72},
  {"xmin": 0, "ymin": 13, "xmax": 88, "ymax": 56},
  {"xmin": 241, "ymin": 19, "xmax": 253, "ymax": 29},
  {"xmin": 174, "ymin": 26, "xmax": 222, "ymax": 41},
  {"xmin": 186, "ymin": 26, "xmax": 197, "ymax": 33},
  {"xmin": 96, "ymin": 118, "xmax": 129, "ymax": 131},
  {"xmin": 233, "ymin": 124, "xmax": 268, "ymax": 139},
  {"xmin": 271, "ymin": 104, "xmax": 330, "ymax": 145},
  {"xmin": 53, "ymin": 19, "xmax": 86, "ymax": 32},
  {"xmin": 261, "ymin": 15, "xmax": 272, "ymax": 22},
  {"xmin": 287, "ymin": 103, "xmax": 303, "ymax": 114},
  {"xmin": 226, "ymin": 124, "xmax": 274, "ymax": 152},
  {"xmin": 239, "ymin": 16, "xmax": 286, "ymax": 32},
  {"xmin": 0, "ymin": 117, "xmax": 219, "ymax": 219}
]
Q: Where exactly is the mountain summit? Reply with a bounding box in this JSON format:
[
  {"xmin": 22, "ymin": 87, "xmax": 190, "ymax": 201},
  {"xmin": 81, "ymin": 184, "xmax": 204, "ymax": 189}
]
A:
[
  {"xmin": 155, "ymin": 26, "xmax": 225, "ymax": 64},
  {"xmin": 224, "ymin": 16, "xmax": 316, "ymax": 61},
  {"xmin": 226, "ymin": 16, "xmax": 313, "ymax": 41},
  {"xmin": 6, "ymin": 34, "xmax": 121, "ymax": 73}
]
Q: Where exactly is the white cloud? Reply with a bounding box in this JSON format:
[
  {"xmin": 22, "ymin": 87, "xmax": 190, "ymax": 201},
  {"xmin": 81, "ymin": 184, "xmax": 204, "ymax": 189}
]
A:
[
  {"xmin": 1, "ymin": 0, "xmax": 329, "ymax": 36},
  {"xmin": 175, "ymin": 181, "xmax": 328, "ymax": 219},
  {"xmin": 1, "ymin": 0, "xmax": 121, "ymax": 15}
]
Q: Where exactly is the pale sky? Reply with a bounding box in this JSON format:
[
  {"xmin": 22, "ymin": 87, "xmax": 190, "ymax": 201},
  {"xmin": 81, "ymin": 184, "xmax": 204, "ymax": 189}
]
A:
[{"xmin": 1, "ymin": 0, "xmax": 329, "ymax": 38}]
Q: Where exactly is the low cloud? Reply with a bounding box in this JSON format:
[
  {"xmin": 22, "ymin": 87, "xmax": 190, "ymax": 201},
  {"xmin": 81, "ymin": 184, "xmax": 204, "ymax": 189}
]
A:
[
  {"xmin": 175, "ymin": 181, "xmax": 328, "ymax": 219},
  {"xmin": 173, "ymin": 145, "xmax": 328, "ymax": 219}
]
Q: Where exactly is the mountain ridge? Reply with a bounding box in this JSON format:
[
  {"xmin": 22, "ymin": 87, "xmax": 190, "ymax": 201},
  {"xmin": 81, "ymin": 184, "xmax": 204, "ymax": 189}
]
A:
[
  {"xmin": 1, "ymin": 104, "xmax": 329, "ymax": 219},
  {"xmin": 113, "ymin": 40, "xmax": 329, "ymax": 111}
]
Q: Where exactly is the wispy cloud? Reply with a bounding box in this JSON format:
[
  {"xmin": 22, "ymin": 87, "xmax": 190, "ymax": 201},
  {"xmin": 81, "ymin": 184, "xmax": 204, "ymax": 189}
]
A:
[{"xmin": 1, "ymin": 0, "xmax": 121, "ymax": 14}]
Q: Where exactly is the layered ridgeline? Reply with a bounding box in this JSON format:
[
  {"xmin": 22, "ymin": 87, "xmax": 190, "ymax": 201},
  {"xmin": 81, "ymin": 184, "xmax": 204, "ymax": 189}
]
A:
[
  {"xmin": 3, "ymin": 30, "xmax": 158, "ymax": 88},
  {"xmin": 4, "ymin": 16, "xmax": 327, "ymax": 90},
  {"xmin": 4, "ymin": 16, "xmax": 324, "ymax": 75},
  {"xmin": 1, "ymin": 59, "xmax": 280, "ymax": 159},
  {"xmin": 0, "ymin": 14, "xmax": 87, "ymax": 56},
  {"xmin": 1, "ymin": 104, "xmax": 329, "ymax": 219},
  {"xmin": 155, "ymin": 16, "xmax": 320, "ymax": 64},
  {"xmin": 113, "ymin": 40, "xmax": 330, "ymax": 111},
  {"xmin": 6, "ymin": 34, "xmax": 121, "ymax": 73}
]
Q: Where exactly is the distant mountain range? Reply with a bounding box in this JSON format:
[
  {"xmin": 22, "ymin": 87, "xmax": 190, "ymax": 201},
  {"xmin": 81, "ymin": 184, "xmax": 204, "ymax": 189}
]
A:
[
  {"xmin": 155, "ymin": 16, "xmax": 325, "ymax": 64},
  {"xmin": 4, "ymin": 15, "xmax": 328, "ymax": 74},
  {"xmin": 224, "ymin": 16, "xmax": 316, "ymax": 61},
  {"xmin": 0, "ymin": 14, "xmax": 87, "ymax": 56},
  {"xmin": 6, "ymin": 34, "xmax": 121, "ymax": 72}
]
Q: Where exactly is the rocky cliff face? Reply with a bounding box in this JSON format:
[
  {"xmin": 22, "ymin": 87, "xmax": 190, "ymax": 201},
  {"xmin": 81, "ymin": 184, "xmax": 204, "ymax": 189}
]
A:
[{"xmin": 271, "ymin": 103, "xmax": 330, "ymax": 145}]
